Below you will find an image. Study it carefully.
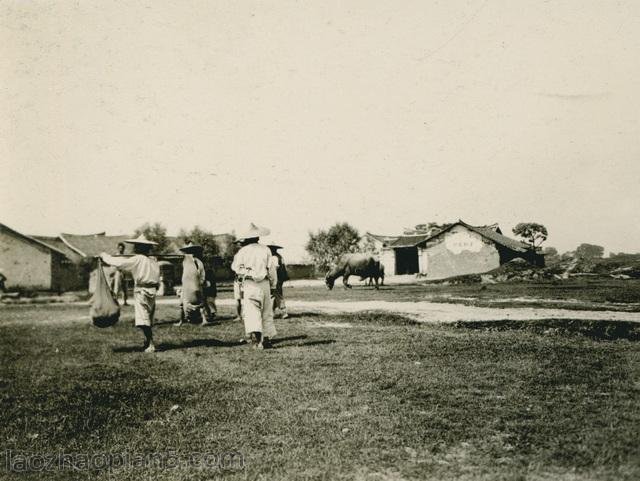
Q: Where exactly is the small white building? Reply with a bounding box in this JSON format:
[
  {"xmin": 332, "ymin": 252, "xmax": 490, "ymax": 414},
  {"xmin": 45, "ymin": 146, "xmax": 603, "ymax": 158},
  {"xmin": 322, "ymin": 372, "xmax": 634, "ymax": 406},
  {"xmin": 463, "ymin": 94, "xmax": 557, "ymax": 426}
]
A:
[{"xmin": 366, "ymin": 220, "xmax": 544, "ymax": 280}]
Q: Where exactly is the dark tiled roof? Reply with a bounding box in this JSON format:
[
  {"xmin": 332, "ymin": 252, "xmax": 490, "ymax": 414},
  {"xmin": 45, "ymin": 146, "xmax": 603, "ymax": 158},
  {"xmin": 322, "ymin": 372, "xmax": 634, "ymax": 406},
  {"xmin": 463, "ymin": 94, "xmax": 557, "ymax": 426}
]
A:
[
  {"xmin": 389, "ymin": 233, "xmax": 433, "ymax": 248},
  {"xmin": 60, "ymin": 233, "xmax": 132, "ymax": 257},
  {"xmin": 53, "ymin": 232, "xmax": 235, "ymax": 258},
  {"xmin": 414, "ymin": 220, "xmax": 530, "ymax": 253},
  {"xmin": 463, "ymin": 223, "xmax": 530, "ymax": 253},
  {"xmin": 31, "ymin": 235, "xmax": 80, "ymax": 258},
  {"xmin": 365, "ymin": 233, "xmax": 400, "ymax": 246},
  {"xmin": 383, "ymin": 220, "xmax": 531, "ymax": 253}
]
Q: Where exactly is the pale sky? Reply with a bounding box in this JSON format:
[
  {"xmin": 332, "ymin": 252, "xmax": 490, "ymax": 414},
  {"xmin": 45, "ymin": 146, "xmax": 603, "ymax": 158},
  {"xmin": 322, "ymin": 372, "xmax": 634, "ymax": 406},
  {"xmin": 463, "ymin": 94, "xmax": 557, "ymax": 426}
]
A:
[{"xmin": 1, "ymin": 0, "xmax": 639, "ymax": 261}]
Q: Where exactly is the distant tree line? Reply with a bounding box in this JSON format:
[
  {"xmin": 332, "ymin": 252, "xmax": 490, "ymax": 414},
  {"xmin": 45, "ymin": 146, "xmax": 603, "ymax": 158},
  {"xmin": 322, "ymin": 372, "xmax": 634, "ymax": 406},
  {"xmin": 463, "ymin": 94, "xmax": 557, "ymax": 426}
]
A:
[
  {"xmin": 134, "ymin": 222, "xmax": 238, "ymax": 268},
  {"xmin": 306, "ymin": 223, "xmax": 361, "ymax": 272}
]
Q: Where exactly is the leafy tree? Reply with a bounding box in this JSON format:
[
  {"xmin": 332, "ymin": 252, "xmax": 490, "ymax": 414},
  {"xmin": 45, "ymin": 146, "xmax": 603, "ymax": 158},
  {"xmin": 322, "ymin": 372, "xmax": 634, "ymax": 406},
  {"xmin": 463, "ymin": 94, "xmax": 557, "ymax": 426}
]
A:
[
  {"xmin": 575, "ymin": 243, "xmax": 605, "ymax": 261},
  {"xmin": 406, "ymin": 224, "xmax": 429, "ymax": 234},
  {"xmin": 177, "ymin": 227, "xmax": 239, "ymax": 269},
  {"xmin": 404, "ymin": 222, "xmax": 450, "ymax": 235},
  {"xmin": 361, "ymin": 235, "xmax": 380, "ymax": 256},
  {"xmin": 177, "ymin": 226, "xmax": 221, "ymax": 266},
  {"xmin": 222, "ymin": 237, "xmax": 240, "ymax": 269},
  {"xmin": 512, "ymin": 222, "xmax": 548, "ymax": 250},
  {"xmin": 542, "ymin": 246, "xmax": 560, "ymax": 265},
  {"xmin": 306, "ymin": 222, "xmax": 361, "ymax": 271},
  {"xmin": 560, "ymin": 250, "xmax": 575, "ymax": 261},
  {"xmin": 569, "ymin": 243, "xmax": 604, "ymax": 273},
  {"xmin": 134, "ymin": 222, "xmax": 171, "ymax": 253}
]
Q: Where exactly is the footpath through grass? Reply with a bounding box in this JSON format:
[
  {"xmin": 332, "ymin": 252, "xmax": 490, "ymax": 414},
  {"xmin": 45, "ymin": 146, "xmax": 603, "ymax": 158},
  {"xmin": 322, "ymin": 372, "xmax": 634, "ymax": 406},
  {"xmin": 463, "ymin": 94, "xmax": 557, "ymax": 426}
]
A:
[{"xmin": 1, "ymin": 303, "xmax": 639, "ymax": 480}]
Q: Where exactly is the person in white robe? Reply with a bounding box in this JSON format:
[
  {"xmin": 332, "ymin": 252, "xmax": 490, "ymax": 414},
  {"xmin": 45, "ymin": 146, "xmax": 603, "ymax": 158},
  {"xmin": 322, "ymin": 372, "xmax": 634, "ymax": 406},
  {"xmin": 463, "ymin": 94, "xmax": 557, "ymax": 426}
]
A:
[{"xmin": 231, "ymin": 224, "xmax": 277, "ymax": 349}]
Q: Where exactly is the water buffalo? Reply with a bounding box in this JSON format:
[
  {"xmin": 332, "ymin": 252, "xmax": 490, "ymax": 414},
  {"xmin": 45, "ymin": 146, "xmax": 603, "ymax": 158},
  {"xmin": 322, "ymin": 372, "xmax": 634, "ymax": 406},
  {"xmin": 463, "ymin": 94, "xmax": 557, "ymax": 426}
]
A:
[
  {"xmin": 364, "ymin": 262, "xmax": 385, "ymax": 287},
  {"xmin": 325, "ymin": 254, "xmax": 384, "ymax": 290}
]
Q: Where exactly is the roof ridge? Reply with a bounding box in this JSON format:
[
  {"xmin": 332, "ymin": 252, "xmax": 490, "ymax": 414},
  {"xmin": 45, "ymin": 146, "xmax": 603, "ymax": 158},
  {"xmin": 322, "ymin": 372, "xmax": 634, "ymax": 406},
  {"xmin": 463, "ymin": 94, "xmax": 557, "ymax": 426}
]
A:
[
  {"xmin": 61, "ymin": 232, "xmax": 132, "ymax": 237},
  {"xmin": 59, "ymin": 234, "xmax": 88, "ymax": 257},
  {"xmin": 462, "ymin": 223, "xmax": 530, "ymax": 252},
  {"xmin": 0, "ymin": 223, "xmax": 70, "ymax": 257}
]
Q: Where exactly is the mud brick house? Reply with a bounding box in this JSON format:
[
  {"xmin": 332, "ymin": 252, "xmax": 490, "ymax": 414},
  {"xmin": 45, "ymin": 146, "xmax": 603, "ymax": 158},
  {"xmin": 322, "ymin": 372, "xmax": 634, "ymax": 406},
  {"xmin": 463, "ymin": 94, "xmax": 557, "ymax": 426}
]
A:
[
  {"xmin": 0, "ymin": 223, "xmax": 79, "ymax": 291},
  {"xmin": 367, "ymin": 220, "xmax": 544, "ymax": 279},
  {"xmin": 1, "ymin": 222, "xmax": 246, "ymax": 292}
]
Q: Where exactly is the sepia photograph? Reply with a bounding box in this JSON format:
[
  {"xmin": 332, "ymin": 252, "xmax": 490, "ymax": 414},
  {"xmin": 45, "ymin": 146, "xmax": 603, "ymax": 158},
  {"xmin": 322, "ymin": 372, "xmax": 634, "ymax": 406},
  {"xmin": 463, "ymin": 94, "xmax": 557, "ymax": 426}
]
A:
[{"xmin": 1, "ymin": 1, "xmax": 639, "ymax": 480}]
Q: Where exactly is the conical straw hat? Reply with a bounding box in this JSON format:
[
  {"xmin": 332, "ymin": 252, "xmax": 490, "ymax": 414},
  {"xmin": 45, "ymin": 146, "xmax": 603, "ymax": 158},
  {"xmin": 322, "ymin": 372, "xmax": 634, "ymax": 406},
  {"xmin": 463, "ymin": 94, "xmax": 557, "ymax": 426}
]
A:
[
  {"xmin": 237, "ymin": 223, "xmax": 270, "ymax": 241},
  {"xmin": 124, "ymin": 234, "xmax": 158, "ymax": 246}
]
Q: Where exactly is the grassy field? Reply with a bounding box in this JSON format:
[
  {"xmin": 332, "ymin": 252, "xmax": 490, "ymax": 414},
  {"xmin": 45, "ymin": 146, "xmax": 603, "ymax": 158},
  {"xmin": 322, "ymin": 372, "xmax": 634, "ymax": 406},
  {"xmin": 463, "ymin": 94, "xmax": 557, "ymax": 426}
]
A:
[
  {"xmin": 275, "ymin": 278, "xmax": 640, "ymax": 311},
  {"xmin": 5, "ymin": 278, "xmax": 640, "ymax": 313},
  {"xmin": 1, "ymin": 299, "xmax": 639, "ymax": 480}
]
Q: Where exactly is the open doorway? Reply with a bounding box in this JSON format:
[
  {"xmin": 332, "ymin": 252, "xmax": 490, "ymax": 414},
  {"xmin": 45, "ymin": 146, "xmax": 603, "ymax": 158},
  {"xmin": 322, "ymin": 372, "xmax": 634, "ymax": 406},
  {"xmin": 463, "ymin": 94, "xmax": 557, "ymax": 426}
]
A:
[{"xmin": 394, "ymin": 247, "xmax": 419, "ymax": 274}]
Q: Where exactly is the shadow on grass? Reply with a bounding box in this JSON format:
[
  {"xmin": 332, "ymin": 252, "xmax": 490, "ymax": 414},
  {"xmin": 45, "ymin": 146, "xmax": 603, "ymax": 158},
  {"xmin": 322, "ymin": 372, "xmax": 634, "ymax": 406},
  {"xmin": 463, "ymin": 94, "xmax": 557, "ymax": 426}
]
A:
[
  {"xmin": 298, "ymin": 339, "xmax": 336, "ymax": 347},
  {"xmin": 272, "ymin": 335, "xmax": 308, "ymax": 345},
  {"xmin": 155, "ymin": 315, "xmax": 237, "ymax": 328},
  {"xmin": 154, "ymin": 319, "xmax": 180, "ymax": 326},
  {"xmin": 159, "ymin": 338, "xmax": 246, "ymax": 351},
  {"xmin": 284, "ymin": 312, "xmax": 323, "ymax": 319},
  {"xmin": 269, "ymin": 335, "xmax": 336, "ymax": 348},
  {"xmin": 112, "ymin": 345, "xmax": 146, "ymax": 353},
  {"xmin": 112, "ymin": 338, "xmax": 246, "ymax": 353}
]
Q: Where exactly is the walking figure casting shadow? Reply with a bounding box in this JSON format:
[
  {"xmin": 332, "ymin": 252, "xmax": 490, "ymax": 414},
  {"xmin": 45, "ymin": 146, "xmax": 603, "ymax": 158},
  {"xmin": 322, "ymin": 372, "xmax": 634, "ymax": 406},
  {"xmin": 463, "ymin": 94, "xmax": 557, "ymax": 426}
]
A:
[{"xmin": 325, "ymin": 254, "xmax": 384, "ymax": 290}]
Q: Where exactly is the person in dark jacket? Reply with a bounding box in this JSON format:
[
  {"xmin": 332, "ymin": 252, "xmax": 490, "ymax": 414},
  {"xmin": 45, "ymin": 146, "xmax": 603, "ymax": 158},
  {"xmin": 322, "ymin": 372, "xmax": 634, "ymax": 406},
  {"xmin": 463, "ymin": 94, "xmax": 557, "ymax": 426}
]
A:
[
  {"xmin": 268, "ymin": 243, "xmax": 289, "ymax": 319},
  {"xmin": 108, "ymin": 242, "xmax": 129, "ymax": 305},
  {"xmin": 0, "ymin": 269, "xmax": 7, "ymax": 293}
]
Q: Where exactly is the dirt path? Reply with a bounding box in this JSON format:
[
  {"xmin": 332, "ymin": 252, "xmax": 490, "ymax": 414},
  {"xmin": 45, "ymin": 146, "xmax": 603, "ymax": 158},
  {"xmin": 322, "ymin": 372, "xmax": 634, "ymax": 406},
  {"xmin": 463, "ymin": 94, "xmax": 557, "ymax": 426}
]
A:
[
  {"xmin": 156, "ymin": 298, "xmax": 640, "ymax": 322},
  {"xmin": 269, "ymin": 299, "xmax": 640, "ymax": 323},
  {"xmin": 3, "ymin": 298, "xmax": 639, "ymax": 325}
]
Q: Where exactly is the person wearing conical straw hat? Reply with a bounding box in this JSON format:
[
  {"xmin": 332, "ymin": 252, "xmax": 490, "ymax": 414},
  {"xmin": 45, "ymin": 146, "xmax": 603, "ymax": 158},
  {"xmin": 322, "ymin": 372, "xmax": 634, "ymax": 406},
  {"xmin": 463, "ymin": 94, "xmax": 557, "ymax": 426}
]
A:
[
  {"xmin": 267, "ymin": 243, "xmax": 289, "ymax": 319},
  {"xmin": 231, "ymin": 223, "xmax": 278, "ymax": 349},
  {"xmin": 176, "ymin": 240, "xmax": 214, "ymax": 326},
  {"xmin": 100, "ymin": 235, "xmax": 160, "ymax": 353}
]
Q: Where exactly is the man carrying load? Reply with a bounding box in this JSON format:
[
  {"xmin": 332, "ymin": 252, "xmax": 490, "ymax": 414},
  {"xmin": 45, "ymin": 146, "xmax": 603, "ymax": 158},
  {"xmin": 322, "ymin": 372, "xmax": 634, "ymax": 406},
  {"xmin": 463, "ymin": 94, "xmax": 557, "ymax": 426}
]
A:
[
  {"xmin": 100, "ymin": 235, "xmax": 160, "ymax": 353},
  {"xmin": 176, "ymin": 241, "xmax": 214, "ymax": 326}
]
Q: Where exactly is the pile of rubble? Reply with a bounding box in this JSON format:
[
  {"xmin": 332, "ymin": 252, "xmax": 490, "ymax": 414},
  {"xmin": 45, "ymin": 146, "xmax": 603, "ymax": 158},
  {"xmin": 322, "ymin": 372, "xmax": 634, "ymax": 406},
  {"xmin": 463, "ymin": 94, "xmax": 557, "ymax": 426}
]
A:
[
  {"xmin": 426, "ymin": 259, "xmax": 562, "ymax": 285},
  {"xmin": 591, "ymin": 254, "xmax": 640, "ymax": 279},
  {"xmin": 429, "ymin": 255, "xmax": 640, "ymax": 285},
  {"xmin": 479, "ymin": 259, "xmax": 562, "ymax": 282}
]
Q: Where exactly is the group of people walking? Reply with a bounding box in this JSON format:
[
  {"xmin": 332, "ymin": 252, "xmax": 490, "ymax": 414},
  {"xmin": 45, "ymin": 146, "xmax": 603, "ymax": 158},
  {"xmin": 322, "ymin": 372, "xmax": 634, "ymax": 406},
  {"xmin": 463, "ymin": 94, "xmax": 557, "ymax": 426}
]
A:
[{"xmin": 99, "ymin": 223, "xmax": 289, "ymax": 352}]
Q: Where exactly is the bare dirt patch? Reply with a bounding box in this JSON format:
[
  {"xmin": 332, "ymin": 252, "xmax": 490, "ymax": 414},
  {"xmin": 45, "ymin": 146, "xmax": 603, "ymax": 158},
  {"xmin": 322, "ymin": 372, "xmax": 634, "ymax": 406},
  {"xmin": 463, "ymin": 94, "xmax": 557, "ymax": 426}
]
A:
[{"xmin": 284, "ymin": 299, "xmax": 640, "ymax": 324}]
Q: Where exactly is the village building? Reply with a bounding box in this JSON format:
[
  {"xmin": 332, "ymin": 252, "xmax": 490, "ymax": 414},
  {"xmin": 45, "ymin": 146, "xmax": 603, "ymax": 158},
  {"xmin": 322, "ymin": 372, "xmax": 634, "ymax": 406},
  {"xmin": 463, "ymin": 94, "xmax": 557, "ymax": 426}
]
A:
[
  {"xmin": 0, "ymin": 223, "xmax": 80, "ymax": 291},
  {"xmin": 1, "ymin": 224, "xmax": 242, "ymax": 292},
  {"xmin": 367, "ymin": 220, "xmax": 544, "ymax": 279}
]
